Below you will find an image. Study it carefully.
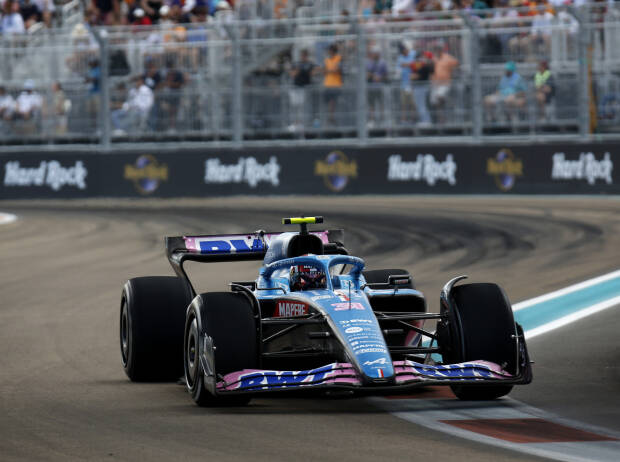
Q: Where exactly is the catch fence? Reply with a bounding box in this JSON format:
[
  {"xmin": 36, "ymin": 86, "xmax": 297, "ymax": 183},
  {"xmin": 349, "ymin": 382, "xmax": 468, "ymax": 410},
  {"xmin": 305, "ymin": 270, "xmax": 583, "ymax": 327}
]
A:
[{"xmin": 0, "ymin": 4, "xmax": 619, "ymax": 147}]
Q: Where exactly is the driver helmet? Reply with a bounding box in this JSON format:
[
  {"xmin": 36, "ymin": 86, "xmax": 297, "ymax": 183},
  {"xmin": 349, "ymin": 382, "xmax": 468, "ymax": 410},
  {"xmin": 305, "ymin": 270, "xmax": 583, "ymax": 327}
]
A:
[{"xmin": 290, "ymin": 265, "xmax": 327, "ymax": 291}]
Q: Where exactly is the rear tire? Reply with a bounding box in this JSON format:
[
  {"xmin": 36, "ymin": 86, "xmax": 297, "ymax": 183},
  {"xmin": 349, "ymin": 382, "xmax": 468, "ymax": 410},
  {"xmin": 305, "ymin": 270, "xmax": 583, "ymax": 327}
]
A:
[
  {"xmin": 440, "ymin": 282, "xmax": 516, "ymax": 400},
  {"xmin": 184, "ymin": 292, "xmax": 258, "ymax": 407},
  {"xmin": 363, "ymin": 269, "xmax": 415, "ymax": 289},
  {"xmin": 120, "ymin": 276, "xmax": 192, "ymax": 381}
]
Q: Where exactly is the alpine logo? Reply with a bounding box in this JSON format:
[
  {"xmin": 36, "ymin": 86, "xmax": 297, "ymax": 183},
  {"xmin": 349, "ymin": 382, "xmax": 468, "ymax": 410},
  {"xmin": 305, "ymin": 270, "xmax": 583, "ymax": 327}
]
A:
[
  {"xmin": 335, "ymin": 290, "xmax": 350, "ymax": 302},
  {"xmin": 275, "ymin": 301, "xmax": 309, "ymax": 317},
  {"xmin": 363, "ymin": 357, "xmax": 388, "ymax": 366}
]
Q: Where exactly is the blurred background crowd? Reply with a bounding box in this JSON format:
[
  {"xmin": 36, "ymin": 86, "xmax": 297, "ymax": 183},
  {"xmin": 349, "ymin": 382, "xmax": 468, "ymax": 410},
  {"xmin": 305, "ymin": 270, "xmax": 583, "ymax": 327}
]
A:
[
  {"xmin": 0, "ymin": 0, "xmax": 618, "ymax": 143},
  {"xmin": 0, "ymin": 0, "xmax": 598, "ymax": 31}
]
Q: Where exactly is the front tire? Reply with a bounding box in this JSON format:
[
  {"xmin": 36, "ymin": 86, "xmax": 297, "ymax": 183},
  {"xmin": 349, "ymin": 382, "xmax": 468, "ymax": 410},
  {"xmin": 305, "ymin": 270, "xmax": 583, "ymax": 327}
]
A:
[
  {"xmin": 184, "ymin": 292, "xmax": 258, "ymax": 406},
  {"xmin": 120, "ymin": 276, "xmax": 192, "ymax": 381},
  {"xmin": 440, "ymin": 282, "xmax": 516, "ymax": 400}
]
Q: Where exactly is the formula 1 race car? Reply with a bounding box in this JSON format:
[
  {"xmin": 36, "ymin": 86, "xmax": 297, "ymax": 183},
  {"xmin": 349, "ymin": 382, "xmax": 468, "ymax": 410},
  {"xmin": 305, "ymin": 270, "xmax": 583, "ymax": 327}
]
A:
[{"xmin": 120, "ymin": 217, "xmax": 532, "ymax": 406}]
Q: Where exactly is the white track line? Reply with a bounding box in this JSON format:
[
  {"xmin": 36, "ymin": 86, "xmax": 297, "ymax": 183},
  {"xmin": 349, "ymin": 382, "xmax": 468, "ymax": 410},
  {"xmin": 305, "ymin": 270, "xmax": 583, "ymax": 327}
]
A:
[
  {"xmin": 525, "ymin": 295, "xmax": 620, "ymax": 339},
  {"xmin": 512, "ymin": 269, "xmax": 620, "ymax": 311},
  {"xmin": 0, "ymin": 212, "xmax": 17, "ymax": 225}
]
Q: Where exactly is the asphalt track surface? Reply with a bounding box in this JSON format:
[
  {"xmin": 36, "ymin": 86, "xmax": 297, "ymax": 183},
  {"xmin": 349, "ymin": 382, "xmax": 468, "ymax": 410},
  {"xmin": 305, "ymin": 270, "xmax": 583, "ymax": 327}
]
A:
[{"xmin": 1, "ymin": 196, "xmax": 619, "ymax": 461}]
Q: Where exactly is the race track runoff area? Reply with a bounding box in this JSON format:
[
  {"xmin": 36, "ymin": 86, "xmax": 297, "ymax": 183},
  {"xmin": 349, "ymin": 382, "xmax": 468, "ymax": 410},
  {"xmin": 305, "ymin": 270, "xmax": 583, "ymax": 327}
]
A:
[{"xmin": 0, "ymin": 196, "xmax": 618, "ymax": 462}]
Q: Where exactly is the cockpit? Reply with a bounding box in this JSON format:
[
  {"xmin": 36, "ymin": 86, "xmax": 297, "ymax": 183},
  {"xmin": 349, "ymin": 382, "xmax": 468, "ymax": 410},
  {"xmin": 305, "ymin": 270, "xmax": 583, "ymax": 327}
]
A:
[{"xmin": 289, "ymin": 264, "xmax": 327, "ymax": 291}]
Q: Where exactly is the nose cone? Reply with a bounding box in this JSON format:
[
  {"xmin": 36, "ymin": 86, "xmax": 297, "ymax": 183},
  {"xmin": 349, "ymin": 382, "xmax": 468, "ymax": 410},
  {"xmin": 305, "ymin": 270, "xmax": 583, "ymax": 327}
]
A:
[{"xmin": 320, "ymin": 290, "xmax": 395, "ymax": 384}]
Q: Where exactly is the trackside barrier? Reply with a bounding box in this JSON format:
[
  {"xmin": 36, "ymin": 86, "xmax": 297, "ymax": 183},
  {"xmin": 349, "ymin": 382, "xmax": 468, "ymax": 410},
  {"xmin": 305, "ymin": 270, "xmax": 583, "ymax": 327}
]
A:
[{"xmin": 0, "ymin": 144, "xmax": 617, "ymax": 199}]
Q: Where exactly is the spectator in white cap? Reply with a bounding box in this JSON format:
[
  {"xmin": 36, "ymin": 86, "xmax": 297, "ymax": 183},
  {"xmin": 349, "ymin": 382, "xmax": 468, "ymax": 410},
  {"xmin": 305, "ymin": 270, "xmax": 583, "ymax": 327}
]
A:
[
  {"xmin": 132, "ymin": 7, "xmax": 152, "ymax": 26},
  {"xmin": 159, "ymin": 5, "xmax": 173, "ymax": 25},
  {"xmin": 215, "ymin": 0, "xmax": 233, "ymax": 23}
]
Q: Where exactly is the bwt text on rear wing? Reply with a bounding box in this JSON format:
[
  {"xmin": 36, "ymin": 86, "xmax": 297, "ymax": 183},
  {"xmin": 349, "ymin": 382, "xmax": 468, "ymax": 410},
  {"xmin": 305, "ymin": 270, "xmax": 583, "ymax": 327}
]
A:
[{"xmin": 165, "ymin": 228, "xmax": 346, "ymax": 296}]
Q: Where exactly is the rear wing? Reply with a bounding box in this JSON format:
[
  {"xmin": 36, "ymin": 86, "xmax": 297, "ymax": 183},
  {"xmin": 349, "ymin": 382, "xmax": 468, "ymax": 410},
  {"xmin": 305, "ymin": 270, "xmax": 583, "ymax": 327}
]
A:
[{"xmin": 165, "ymin": 229, "xmax": 346, "ymax": 296}]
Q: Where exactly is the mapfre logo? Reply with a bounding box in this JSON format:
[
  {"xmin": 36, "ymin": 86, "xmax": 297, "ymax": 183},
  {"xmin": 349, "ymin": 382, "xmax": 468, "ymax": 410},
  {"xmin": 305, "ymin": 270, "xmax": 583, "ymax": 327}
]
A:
[
  {"xmin": 314, "ymin": 151, "xmax": 358, "ymax": 192},
  {"xmin": 124, "ymin": 154, "xmax": 168, "ymax": 194},
  {"xmin": 274, "ymin": 301, "xmax": 309, "ymax": 317},
  {"xmin": 486, "ymin": 148, "xmax": 523, "ymax": 191}
]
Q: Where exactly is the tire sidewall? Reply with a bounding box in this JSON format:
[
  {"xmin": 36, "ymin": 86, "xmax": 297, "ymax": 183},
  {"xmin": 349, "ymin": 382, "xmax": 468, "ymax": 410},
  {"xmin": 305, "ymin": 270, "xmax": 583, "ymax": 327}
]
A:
[
  {"xmin": 120, "ymin": 296, "xmax": 132, "ymax": 371},
  {"xmin": 184, "ymin": 303, "xmax": 210, "ymax": 404}
]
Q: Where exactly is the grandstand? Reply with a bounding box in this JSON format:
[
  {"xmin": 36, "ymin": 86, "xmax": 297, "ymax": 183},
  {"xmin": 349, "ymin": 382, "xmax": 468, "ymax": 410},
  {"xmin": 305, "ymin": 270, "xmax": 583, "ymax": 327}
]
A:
[{"xmin": 0, "ymin": 0, "xmax": 619, "ymax": 146}]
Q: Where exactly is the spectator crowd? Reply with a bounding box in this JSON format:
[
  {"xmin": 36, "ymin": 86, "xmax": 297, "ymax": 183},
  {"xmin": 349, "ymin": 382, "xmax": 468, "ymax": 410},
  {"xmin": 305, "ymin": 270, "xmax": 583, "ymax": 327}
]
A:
[
  {"xmin": 0, "ymin": 0, "xmax": 611, "ymax": 139},
  {"xmin": 0, "ymin": 0, "xmax": 596, "ymax": 35}
]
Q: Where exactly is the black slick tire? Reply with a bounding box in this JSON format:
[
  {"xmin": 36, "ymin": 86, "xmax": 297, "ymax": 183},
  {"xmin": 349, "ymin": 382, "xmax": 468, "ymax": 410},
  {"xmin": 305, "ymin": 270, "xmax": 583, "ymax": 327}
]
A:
[
  {"xmin": 444, "ymin": 283, "xmax": 516, "ymax": 400},
  {"xmin": 184, "ymin": 292, "xmax": 258, "ymax": 407},
  {"xmin": 120, "ymin": 276, "xmax": 192, "ymax": 381}
]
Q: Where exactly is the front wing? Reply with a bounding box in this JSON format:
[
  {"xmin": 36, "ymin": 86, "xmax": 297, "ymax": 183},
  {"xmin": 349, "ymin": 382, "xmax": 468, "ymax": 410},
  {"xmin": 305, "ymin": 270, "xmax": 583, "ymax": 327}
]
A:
[{"xmin": 216, "ymin": 360, "xmax": 525, "ymax": 395}]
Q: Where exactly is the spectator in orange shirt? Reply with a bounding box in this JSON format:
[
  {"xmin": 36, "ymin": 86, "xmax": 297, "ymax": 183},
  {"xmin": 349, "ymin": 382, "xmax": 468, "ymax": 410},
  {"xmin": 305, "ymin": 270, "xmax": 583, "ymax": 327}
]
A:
[
  {"xmin": 322, "ymin": 44, "xmax": 343, "ymax": 126},
  {"xmin": 430, "ymin": 45, "xmax": 459, "ymax": 124},
  {"xmin": 274, "ymin": 0, "xmax": 287, "ymax": 19}
]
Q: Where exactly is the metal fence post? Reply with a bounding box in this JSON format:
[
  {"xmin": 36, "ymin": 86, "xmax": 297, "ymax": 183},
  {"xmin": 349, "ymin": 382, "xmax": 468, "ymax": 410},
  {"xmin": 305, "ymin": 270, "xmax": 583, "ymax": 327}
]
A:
[
  {"xmin": 463, "ymin": 16, "xmax": 482, "ymax": 141},
  {"xmin": 574, "ymin": 6, "xmax": 591, "ymax": 139},
  {"xmin": 355, "ymin": 19, "xmax": 367, "ymax": 144},
  {"xmin": 93, "ymin": 28, "xmax": 111, "ymax": 149},
  {"xmin": 229, "ymin": 22, "xmax": 243, "ymax": 145}
]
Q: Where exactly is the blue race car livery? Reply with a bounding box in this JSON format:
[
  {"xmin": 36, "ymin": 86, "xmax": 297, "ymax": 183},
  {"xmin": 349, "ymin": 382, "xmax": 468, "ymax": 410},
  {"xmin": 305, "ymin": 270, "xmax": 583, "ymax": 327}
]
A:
[{"xmin": 119, "ymin": 216, "xmax": 531, "ymax": 406}]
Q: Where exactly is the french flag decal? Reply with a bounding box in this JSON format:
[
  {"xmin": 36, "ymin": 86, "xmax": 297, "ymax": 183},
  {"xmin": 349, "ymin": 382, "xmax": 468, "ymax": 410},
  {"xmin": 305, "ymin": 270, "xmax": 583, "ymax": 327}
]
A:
[{"xmin": 378, "ymin": 369, "xmax": 384, "ymax": 378}]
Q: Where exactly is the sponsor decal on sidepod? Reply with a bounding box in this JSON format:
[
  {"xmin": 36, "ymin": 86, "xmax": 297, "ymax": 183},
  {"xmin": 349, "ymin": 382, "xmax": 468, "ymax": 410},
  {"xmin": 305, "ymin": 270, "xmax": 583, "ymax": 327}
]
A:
[{"xmin": 274, "ymin": 301, "xmax": 309, "ymax": 317}]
